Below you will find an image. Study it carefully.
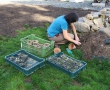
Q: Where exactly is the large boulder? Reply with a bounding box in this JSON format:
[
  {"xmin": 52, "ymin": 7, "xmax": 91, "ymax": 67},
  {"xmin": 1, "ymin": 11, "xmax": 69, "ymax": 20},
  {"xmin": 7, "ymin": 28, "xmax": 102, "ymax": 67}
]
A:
[
  {"xmin": 86, "ymin": 14, "xmax": 94, "ymax": 20},
  {"xmin": 83, "ymin": 17, "xmax": 94, "ymax": 25},
  {"xmin": 93, "ymin": 18, "xmax": 104, "ymax": 27},
  {"xmin": 91, "ymin": 24, "xmax": 99, "ymax": 31},
  {"xmin": 74, "ymin": 22, "xmax": 90, "ymax": 33}
]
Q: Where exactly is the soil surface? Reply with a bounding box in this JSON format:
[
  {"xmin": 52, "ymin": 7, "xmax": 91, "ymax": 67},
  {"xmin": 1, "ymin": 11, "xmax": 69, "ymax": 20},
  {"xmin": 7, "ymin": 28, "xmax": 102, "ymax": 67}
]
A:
[
  {"xmin": 0, "ymin": 4, "xmax": 94, "ymax": 37},
  {"xmin": 0, "ymin": 4, "xmax": 109, "ymax": 59},
  {"xmin": 80, "ymin": 32, "xmax": 110, "ymax": 60}
]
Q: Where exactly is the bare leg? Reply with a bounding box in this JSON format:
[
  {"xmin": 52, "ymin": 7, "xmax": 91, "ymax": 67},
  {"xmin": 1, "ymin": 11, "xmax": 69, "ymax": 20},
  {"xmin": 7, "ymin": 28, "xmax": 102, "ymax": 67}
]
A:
[
  {"xmin": 48, "ymin": 26, "xmax": 74, "ymax": 46},
  {"xmin": 48, "ymin": 33, "xmax": 74, "ymax": 45}
]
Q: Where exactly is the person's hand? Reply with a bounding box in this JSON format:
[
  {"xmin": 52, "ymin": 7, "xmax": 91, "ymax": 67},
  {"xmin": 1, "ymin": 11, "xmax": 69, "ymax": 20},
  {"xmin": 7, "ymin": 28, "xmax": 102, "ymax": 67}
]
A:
[
  {"xmin": 75, "ymin": 36, "xmax": 80, "ymax": 41},
  {"xmin": 73, "ymin": 40, "xmax": 81, "ymax": 46}
]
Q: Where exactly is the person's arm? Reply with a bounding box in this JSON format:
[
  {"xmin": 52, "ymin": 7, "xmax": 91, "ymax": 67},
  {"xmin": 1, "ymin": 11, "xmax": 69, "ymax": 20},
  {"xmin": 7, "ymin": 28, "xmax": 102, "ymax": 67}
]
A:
[
  {"xmin": 70, "ymin": 23, "xmax": 80, "ymax": 41},
  {"xmin": 63, "ymin": 30, "xmax": 81, "ymax": 46}
]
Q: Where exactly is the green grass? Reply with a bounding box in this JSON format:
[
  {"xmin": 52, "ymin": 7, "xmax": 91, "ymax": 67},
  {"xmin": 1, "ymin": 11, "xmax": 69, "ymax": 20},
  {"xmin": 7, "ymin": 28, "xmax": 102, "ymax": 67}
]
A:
[{"xmin": 0, "ymin": 24, "xmax": 110, "ymax": 90}]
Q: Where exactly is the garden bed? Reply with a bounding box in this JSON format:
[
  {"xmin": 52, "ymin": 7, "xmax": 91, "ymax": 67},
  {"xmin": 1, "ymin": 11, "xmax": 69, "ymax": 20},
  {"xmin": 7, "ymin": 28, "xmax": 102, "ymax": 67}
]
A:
[{"xmin": 1, "ymin": 4, "xmax": 109, "ymax": 60}]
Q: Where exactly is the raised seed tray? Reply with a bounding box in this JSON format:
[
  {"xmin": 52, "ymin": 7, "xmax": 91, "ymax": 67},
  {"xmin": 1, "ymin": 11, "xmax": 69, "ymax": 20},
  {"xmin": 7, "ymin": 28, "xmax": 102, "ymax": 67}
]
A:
[
  {"xmin": 20, "ymin": 34, "xmax": 54, "ymax": 57},
  {"xmin": 5, "ymin": 49, "xmax": 45, "ymax": 76},
  {"xmin": 46, "ymin": 52, "xmax": 87, "ymax": 78}
]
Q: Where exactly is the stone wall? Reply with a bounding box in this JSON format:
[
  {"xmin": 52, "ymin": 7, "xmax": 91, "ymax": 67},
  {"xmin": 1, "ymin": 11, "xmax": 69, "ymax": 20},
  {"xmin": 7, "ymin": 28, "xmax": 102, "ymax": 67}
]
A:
[{"xmin": 74, "ymin": 8, "xmax": 110, "ymax": 37}]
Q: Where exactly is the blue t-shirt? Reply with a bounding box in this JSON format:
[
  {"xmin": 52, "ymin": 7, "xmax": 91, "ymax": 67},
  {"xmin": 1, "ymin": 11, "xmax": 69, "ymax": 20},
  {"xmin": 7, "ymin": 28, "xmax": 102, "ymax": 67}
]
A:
[{"xmin": 47, "ymin": 15, "xmax": 68, "ymax": 38}]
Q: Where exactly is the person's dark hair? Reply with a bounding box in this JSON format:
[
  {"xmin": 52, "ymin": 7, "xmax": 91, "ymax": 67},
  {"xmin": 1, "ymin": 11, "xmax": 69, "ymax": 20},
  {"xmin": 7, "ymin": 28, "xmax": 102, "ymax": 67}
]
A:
[{"xmin": 64, "ymin": 12, "xmax": 79, "ymax": 25}]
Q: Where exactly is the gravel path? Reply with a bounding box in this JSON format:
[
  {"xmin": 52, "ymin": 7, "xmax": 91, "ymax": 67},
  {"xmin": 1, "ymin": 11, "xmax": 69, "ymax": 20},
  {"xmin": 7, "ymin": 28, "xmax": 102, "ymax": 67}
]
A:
[{"xmin": 0, "ymin": 0, "xmax": 110, "ymax": 11}]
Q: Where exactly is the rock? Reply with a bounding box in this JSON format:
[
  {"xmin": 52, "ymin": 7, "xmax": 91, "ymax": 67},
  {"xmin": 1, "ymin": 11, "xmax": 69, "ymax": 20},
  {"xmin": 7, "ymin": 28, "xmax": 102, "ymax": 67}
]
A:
[
  {"xmin": 92, "ymin": 3, "xmax": 105, "ymax": 7},
  {"xmin": 106, "ymin": 11, "xmax": 110, "ymax": 14},
  {"xmin": 74, "ymin": 22, "xmax": 90, "ymax": 33},
  {"xmin": 86, "ymin": 14, "xmax": 93, "ymax": 20},
  {"xmin": 78, "ymin": 17, "xmax": 84, "ymax": 22},
  {"xmin": 105, "ymin": 21, "xmax": 110, "ymax": 29},
  {"xmin": 83, "ymin": 17, "xmax": 94, "ymax": 25},
  {"xmin": 100, "ymin": 8, "xmax": 106, "ymax": 14},
  {"xmin": 91, "ymin": 12, "xmax": 101, "ymax": 19},
  {"xmin": 106, "ymin": 7, "xmax": 110, "ymax": 11},
  {"xmin": 108, "ymin": 17, "xmax": 110, "ymax": 24},
  {"xmin": 91, "ymin": 24, "xmax": 99, "ymax": 31},
  {"xmin": 93, "ymin": 18, "xmax": 104, "ymax": 27},
  {"xmin": 105, "ymin": 14, "xmax": 110, "ymax": 17},
  {"xmin": 99, "ymin": 27, "xmax": 110, "ymax": 36}
]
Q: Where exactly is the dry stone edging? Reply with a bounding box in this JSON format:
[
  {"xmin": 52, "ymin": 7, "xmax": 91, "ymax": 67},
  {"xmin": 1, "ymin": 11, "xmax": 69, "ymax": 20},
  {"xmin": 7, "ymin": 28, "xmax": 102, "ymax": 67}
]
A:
[{"xmin": 74, "ymin": 7, "xmax": 110, "ymax": 37}]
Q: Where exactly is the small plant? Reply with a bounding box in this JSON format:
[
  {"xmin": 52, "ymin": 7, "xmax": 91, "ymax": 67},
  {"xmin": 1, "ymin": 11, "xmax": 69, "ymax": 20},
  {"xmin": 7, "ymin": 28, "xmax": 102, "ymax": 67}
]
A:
[
  {"xmin": 45, "ymin": 23, "xmax": 50, "ymax": 28},
  {"xmin": 24, "ymin": 23, "xmax": 30, "ymax": 29},
  {"xmin": 0, "ymin": 35, "xmax": 5, "ymax": 40}
]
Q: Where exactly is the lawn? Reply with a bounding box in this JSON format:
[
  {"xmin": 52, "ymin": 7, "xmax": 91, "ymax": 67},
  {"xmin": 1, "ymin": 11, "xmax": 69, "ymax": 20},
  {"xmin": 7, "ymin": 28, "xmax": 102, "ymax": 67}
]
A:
[{"xmin": 0, "ymin": 24, "xmax": 110, "ymax": 90}]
